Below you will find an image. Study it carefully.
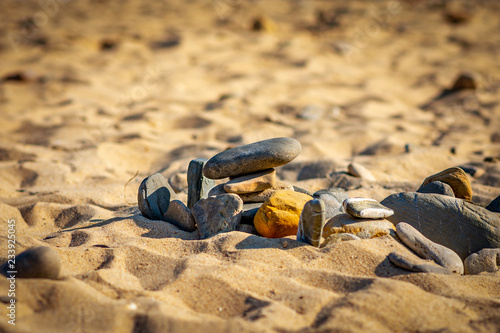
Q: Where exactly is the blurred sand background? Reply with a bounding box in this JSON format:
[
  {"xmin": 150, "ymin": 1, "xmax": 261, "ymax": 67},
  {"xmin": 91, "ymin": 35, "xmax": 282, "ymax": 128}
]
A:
[{"xmin": 0, "ymin": 0, "xmax": 499, "ymax": 332}]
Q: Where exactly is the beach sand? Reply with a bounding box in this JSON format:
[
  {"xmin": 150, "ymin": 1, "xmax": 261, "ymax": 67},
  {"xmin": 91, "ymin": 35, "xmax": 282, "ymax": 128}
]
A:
[{"xmin": 0, "ymin": 0, "xmax": 499, "ymax": 332}]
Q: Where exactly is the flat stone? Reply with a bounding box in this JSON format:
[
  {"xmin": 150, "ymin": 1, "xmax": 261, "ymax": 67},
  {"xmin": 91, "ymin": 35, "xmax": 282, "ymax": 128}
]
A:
[
  {"xmin": 323, "ymin": 213, "xmax": 395, "ymax": 239},
  {"xmin": 464, "ymin": 248, "xmax": 500, "ymax": 275},
  {"xmin": 417, "ymin": 180, "xmax": 454, "ymax": 197},
  {"xmin": 241, "ymin": 203, "xmax": 262, "ymax": 225},
  {"xmin": 396, "ymin": 222, "xmax": 464, "ymax": 274},
  {"xmin": 420, "ymin": 167, "xmax": 472, "ymax": 201},
  {"xmin": 343, "ymin": 198, "xmax": 394, "ymax": 219},
  {"xmin": 192, "ymin": 193, "xmax": 243, "ymax": 239},
  {"xmin": 486, "ymin": 195, "xmax": 500, "ymax": 213},
  {"xmin": 297, "ymin": 199, "xmax": 325, "ymax": 247},
  {"xmin": 388, "ymin": 251, "xmax": 452, "ymax": 274},
  {"xmin": 348, "ymin": 162, "xmax": 376, "ymax": 181},
  {"xmin": 238, "ymin": 181, "xmax": 295, "ymax": 203},
  {"xmin": 187, "ymin": 159, "xmax": 215, "ymax": 209},
  {"xmin": 138, "ymin": 173, "xmax": 178, "ymax": 220},
  {"xmin": 313, "ymin": 188, "xmax": 348, "ymax": 220},
  {"xmin": 203, "ymin": 137, "xmax": 301, "ymax": 179},
  {"xmin": 381, "ymin": 192, "xmax": 500, "ymax": 260},
  {"xmin": 224, "ymin": 168, "xmax": 276, "ymax": 194},
  {"xmin": 163, "ymin": 200, "xmax": 196, "ymax": 232},
  {"xmin": 254, "ymin": 190, "xmax": 313, "ymax": 238},
  {"xmin": 1, "ymin": 246, "xmax": 60, "ymax": 279},
  {"xmin": 321, "ymin": 233, "xmax": 361, "ymax": 247}
]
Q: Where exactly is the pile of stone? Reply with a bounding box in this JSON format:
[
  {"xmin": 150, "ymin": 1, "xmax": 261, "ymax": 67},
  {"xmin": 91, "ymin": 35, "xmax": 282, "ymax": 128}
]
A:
[{"xmin": 137, "ymin": 137, "xmax": 500, "ymax": 276}]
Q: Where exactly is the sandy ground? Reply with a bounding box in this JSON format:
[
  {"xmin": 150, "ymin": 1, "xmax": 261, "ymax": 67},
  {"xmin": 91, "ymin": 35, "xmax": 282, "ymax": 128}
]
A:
[{"xmin": 0, "ymin": 0, "xmax": 499, "ymax": 332}]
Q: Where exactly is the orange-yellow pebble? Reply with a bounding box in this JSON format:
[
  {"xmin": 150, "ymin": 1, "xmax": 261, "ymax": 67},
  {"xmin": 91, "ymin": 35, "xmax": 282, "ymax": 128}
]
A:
[{"xmin": 254, "ymin": 190, "xmax": 313, "ymax": 238}]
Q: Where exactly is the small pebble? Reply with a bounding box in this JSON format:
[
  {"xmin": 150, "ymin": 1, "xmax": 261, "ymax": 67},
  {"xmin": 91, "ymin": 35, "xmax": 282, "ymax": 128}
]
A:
[
  {"xmin": 420, "ymin": 167, "xmax": 472, "ymax": 201},
  {"xmin": 343, "ymin": 198, "xmax": 394, "ymax": 219},
  {"xmin": 417, "ymin": 181, "xmax": 454, "ymax": 197},
  {"xmin": 138, "ymin": 173, "xmax": 179, "ymax": 220},
  {"xmin": 192, "ymin": 194, "xmax": 243, "ymax": 239},
  {"xmin": 323, "ymin": 214, "xmax": 395, "ymax": 239},
  {"xmin": 1, "ymin": 246, "xmax": 60, "ymax": 279},
  {"xmin": 396, "ymin": 222, "xmax": 464, "ymax": 274},
  {"xmin": 163, "ymin": 200, "xmax": 197, "ymax": 232},
  {"xmin": 464, "ymin": 248, "xmax": 500, "ymax": 275},
  {"xmin": 297, "ymin": 199, "xmax": 326, "ymax": 247},
  {"xmin": 313, "ymin": 188, "xmax": 348, "ymax": 220},
  {"xmin": 347, "ymin": 162, "xmax": 376, "ymax": 181}
]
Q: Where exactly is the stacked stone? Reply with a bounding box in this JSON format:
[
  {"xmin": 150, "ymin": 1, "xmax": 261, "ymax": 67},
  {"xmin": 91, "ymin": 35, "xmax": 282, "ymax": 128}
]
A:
[{"xmin": 201, "ymin": 137, "xmax": 304, "ymax": 238}]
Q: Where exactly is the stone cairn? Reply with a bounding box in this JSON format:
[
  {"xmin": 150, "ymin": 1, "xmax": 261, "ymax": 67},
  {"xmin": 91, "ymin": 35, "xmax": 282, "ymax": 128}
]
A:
[{"xmin": 137, "ymin": 137, "xmax": 500, "ymax": 277}]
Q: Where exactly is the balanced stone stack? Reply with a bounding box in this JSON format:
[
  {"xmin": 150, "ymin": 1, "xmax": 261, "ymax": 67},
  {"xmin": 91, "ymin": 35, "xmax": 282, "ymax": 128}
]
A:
[{"xmin": 201, "ymin": 137, "xmax": 303, "ymax": 237}]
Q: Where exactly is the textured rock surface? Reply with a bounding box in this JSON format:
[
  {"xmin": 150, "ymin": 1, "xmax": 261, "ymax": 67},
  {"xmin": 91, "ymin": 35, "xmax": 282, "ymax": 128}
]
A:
[
  {"xmin": 192, "ymin": 194, "xmax": 243, "ymax": 239},
  {"xmin": 313, "ymin": 188, "xmax": 347, "ymax": 220},
  {"xmin": 464, "ymin": 248, "xmax": 500, "ymax": 275},
  {"xmin": 323, "ymin": 214, "xmax": 396, "ymax": 239},
  {"xmin": 396, "ymin": 222, "xmax": 464, "ymax": 274},
  {"xmin": 343, "ymin": 198, "xmax": 394, "ymax": 219},
  {"xmin": 138, "ymin": 173, "xmax": 178, "ymax": 221},
  {"xmin": 417, "ymin": 180, "xmax": 454, "ymax": 197},
  {"xmin": 163, "ymin": 199, "xmax": 196, "ymax": 232},
  {"xmin": 420, "ymin": 167, "xmax": 472, "ymax": 201},
  {"xmin": 297, "ymin": 199, "xmax": 325, "ymax": 247},
  {"xmin": 187, "ymin": 158, "xmax": 215, "ymax": 209},
  {"xmin": 224, "ymin": 168, "xmax": 276, "ymax": 194},
  {"xmin": 381, "ymin": 192, "xmax": 500, "ymax": 260},
  {"xmin": 203, "ymin": 137, "xmax": 301, "ymax": 179},
  {"xmin": 254, "ymin": 190, "xmax": 312, "ymax": 238},
  {"xmin": 1, "ymin": 246, "xmax": 60, "ymax": 279}
]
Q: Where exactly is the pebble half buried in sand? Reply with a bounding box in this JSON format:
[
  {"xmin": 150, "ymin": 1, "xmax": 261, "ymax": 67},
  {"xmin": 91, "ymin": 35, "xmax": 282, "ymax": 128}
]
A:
[
  {"xmin": 203, "ymin": 137, "xmax": 301, "ymax": 179},
  {"xmin": 343, "ymin": 198, "xmax": 394, "ymax": 219}
]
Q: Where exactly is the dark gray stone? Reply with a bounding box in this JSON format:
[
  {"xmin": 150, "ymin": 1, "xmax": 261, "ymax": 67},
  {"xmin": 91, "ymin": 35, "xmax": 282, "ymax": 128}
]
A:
[
  {"xmin": 396, "ymin": 222, "xmax": 463, "ymax": 274},
  {"xmin": 297, "ymin": 160, "xmax": 335, "ymax": 180},
  {"xmin": 486, "ymin": 195, "xmax": 500, "ymax": 213},
  {"xmin": 381, "ymin": 192, "xmax": 500, "ymax": 260},
  {"xmin": 313, "ymin": 188, "xmax": 348, "ymax": 220},
  {"xmin": 187, "ymin": 158, "xmax": 215, "ymax": 209},
  {"xmin": 192, "ymin": 193, "xmax": 243, "ymax": 239},
  {"xmin": 164, "ymin": 200, "xmax": 196, "ymax": 232},
  {"xmin": 417, "ymin": 180, "xmax": 454, "ymax": 197},
  {"xmin": 297, "ymin": 199, "xmax": 325, "ymax": 247},
  {"xmin": 388, "ymin": 251, "xmax": 452, "ymax": 274},
  {"xmin": 138, "ymin": 173, "xmax": 178, "ymax": 220},
  {"xmin": 241, "ymin": 203, "xmax": 262, "ymax": 225},
  {"xmin": 1, "ymin": 246, "xmax": 60, "ymax": 279},
  {"xmin": 203, "ymin": 137, "xmax": 301, "ymax": 179}
]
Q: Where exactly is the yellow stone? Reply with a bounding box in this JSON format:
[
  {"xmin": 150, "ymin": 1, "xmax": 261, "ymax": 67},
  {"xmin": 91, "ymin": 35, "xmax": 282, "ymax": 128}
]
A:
[
  {"xmin": 421, "ymin": 167, "xmax": 472, "ymax": 201},
  {"xmin": 254, "ymin": 190, "xmax": 313, "ymax": 238}
]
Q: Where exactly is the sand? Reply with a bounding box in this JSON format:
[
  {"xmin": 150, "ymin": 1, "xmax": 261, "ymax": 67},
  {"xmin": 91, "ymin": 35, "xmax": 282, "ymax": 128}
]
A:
[{"xmin": 0, "ymin": 0, "xmax": 499, "ymax": 332}]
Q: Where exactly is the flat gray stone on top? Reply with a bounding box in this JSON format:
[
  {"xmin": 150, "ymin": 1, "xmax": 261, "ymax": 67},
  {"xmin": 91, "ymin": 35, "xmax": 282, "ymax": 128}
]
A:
[
  {"xmin": 203, "ymin": 137, "xmax": 301, "ymax": 179},
  {"xmin": 343, "ymin": 198, "xmax": 394, "ymax": 219},
  {"xmin": 187, "ymin": 158, "xmax": 215, "ymax": 209},
  {"xmin": 138, "ymin": 173, "xmax": 179, "ymax": 220},
  {"xmin": 192, "ymin": 193, "xmax": 243, "ymax": 239},
  {"xmin": 297, "ymin": 199, "xmax": 325, "ymax": 247},
  {"xmin": 164, "ymin": 199, "xmax": 197, "ymax": 232},
  {"xmin": 381, "ymin": 192, "xmax": 500, "ymax": 260},
  {"xmin": 396, "ymin": 222, "xmax": 464, "ymax": 274}
]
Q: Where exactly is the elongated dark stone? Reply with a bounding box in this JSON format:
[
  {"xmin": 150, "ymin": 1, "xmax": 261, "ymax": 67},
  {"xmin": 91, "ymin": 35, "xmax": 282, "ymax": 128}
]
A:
[{"xmin": 187, "ymin": 159, "xmax": 215, "ymax": 209}]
